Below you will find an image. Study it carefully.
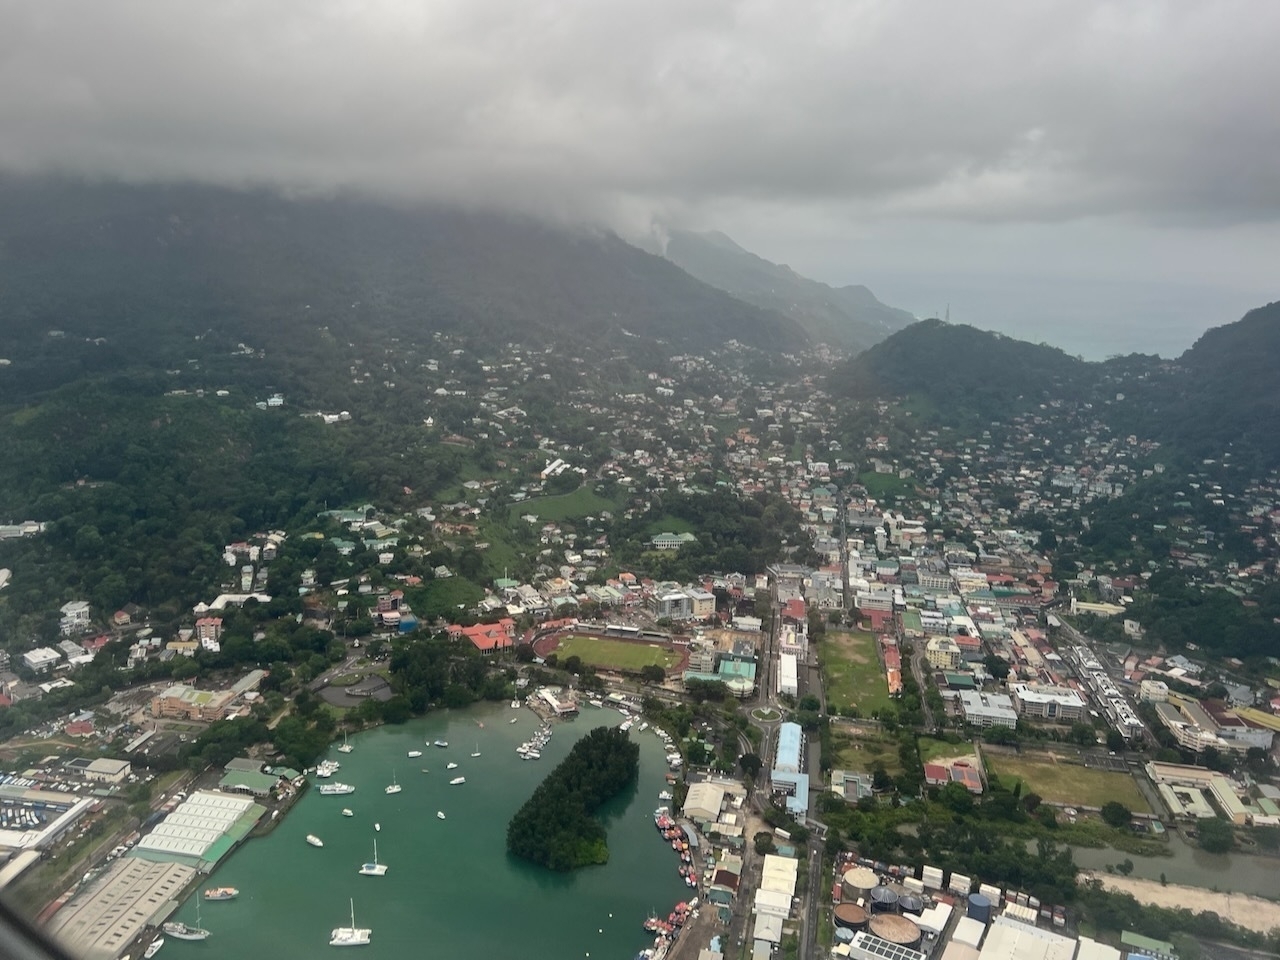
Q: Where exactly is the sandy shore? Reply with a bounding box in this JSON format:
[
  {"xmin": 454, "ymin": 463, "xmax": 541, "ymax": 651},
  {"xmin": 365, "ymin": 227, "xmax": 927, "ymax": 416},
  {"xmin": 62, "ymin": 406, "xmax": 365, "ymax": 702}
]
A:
[{"xmin": 1084, "ymin": 872, "xmax": 1280, "ymax": 935}]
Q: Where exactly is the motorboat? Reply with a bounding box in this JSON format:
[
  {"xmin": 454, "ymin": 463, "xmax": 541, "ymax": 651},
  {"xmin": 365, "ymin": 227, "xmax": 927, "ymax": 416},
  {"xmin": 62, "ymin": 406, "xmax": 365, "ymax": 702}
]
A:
[
  {"xmin": 433, "ymin": 740, "xmax": 448, "ymax": 748},
  {"xmin": 319, "ymin": 783, "xmax": 356, "ymax": 796},
  {"xmin": 315, "ymin": 759, "xmax": 340, "ymax": 779},
  {"xmin": 374, "ymin": 823, "xmax": 380, "ymax": 832},
  {"xmin": 144, "ymin": 937, "xmax": 165, "ymax": 958},
  {"xmin": 203, "ymin": 887, "xmax": 238, "ymax": 902},
  {"xmin": 436, "ymin": 810, "xmax": 446, "ymax": 820},
  {"xmin": 307, "ymin": 834, "xmax": 324, "ymax": 847},
  {"xmin": 511, "ymin": 700, "xmax": 520, "ymax": 708},
  {"xmin": 446, "ymin": 762, "xmax": 458, "ymax": 770},
  {"xmin": 509, "ymin": 717, "xmax": 518, "ymax": 724},
  {"xmin": 449, "ymin": 776, "xmax": 465, "ymax": 785},
  {"xmin": 407, "ymin": 750, "xmax": 422, "ymax": 758},
  {"xmin": 329, "ymin": 898, "xmax": 371, "ymax": 947},
  {"xmin": 658, "ymin": 790, "xmax": 673, "ymax": 801},
  {"xmin": 358, "ymin": 839, "xmax": 387, "ymax": 877},
  {"xmin": 341, "ymin": 808, "xmax": 354, "ymax": 817}
]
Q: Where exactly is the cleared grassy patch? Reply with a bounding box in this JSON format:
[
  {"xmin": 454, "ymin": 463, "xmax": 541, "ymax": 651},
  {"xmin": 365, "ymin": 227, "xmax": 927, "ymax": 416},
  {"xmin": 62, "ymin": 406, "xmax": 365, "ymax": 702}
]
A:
[
  {"xmin": 819, "ymin": 629, "xmax": 893, "ymax": 716},
  {"xmin": 520, "ymin": 485, "xmax": 620, "ymax": 521},
  {"xmin": 858, "ymin": 470, "xmax": 915, "ymax": 500},
  {"xmin": 917, "ymin": 737, "xmax": 974, "ymax": 764},
  {"xmin": 830, "ymin": 730, "xmax": 903, "ymax": 776},
  {"xmin": 987, "ymin": 755, "xmax": 1149, "ymax": 812},
  {"xmin": 552, "ymin": 634, "xmax": 682, "ymax": 672}
]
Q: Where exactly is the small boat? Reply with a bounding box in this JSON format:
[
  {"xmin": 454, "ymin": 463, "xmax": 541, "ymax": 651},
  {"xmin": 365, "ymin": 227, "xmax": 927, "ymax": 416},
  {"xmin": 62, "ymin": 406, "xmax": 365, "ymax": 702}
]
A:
[
  {"xmin": 341, "ymin": 808, "xmax": 354, "ymax": 817},
  {"xmin": 144, "ymin": 937, "xmax": 165, "ymax": 958},
  {"xmin": 307, "ymin": 834, "xmax": 324, "ymax": 847},
  {"xmin": 658, "ymin": 790, "xmax": 673, "ymax": 801},
  {"xmin": 433, "ymin": 740, "xmax": 448, "ymax": 748},
  {"xmin": 420, "ymin": 768, "xmax": 429, "ymax": 774},
  {"xmin": 163, "ymin": 900, "xmax": 209, "ymax": 941},
  {"xmin": 511, "ymin": 700, "xmax": 520, "ymax": 708},
  {"xmin": 407, "ymin": 750, "xmax": 422, "ymax": 758},
  {"xmin": 449, "ymin": 776, "xmax": 465, "ymax": 785},
  {"xmin": 470, "ymin": 743, "xmax": 481, "ymax": 758},
  {"xmin": 329, "ymin": 897, "xmax": 371, "ymax": 947},
  {"xmin": 436, "ymin": 811, "xmax": 446, "ymax": 820},
  {"xmin": 446, "ymin": 762, "xmax": 458, "ymax": 770},
  {"xmin": 384, "ymin": 770, "xmax": 401, "ymax": 795},
  {"xmin": 319, "ymin": 782, "xmax": 356, "ymax": 796},
  {"xmin": 337, "ymin": 731, "xmax": 353, "ymax": 754},
  {"xmin": 524, "ymin": 751, "xmax": 540, "ymax": 760},
  {"xmin": 509, "ymin": 718, "xmax": 518, "ymax": 724},
  {"xmin": 203, "ymin": 887, "xmax": 239, "ymax": 902},
  {"xmin": 374, "ymin": 823, "xmax": 381, "ymax": 832},
  {"xmin": 358, "ymin": 839, "xmax": 387, "ymax": 877}
]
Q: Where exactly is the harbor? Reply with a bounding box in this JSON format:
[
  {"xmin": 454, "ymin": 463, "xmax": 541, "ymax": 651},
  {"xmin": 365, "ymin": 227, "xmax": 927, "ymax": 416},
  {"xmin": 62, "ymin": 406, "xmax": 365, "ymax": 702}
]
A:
[{"xmin": 154, "ymin": 700, "xmax": 689, "ymax": 959}]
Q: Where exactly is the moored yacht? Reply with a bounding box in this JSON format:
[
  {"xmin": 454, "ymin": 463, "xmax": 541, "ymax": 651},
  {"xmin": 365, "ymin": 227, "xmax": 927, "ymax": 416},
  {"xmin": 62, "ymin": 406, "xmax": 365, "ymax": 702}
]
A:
[{"xmin": 329, "ymin": 898, "xmax": 371, "ymax": 947}]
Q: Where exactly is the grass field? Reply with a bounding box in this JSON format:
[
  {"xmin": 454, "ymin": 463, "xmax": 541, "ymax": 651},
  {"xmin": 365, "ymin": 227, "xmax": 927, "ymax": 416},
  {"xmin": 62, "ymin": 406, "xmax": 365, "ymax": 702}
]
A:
[
  {"xmin": 553, "ymin": 634, "xmax": 682, "ymax": 672},
  {"xmin": 520, "ymin": 485, "xmax": 620, "ymax": 521},
  {"xmin": 987, "ymin": 755, "xmax": 1150, "ymax": 811},
  {"xmin": 917, "ymin": 737, "xmax": 975, "ymax": 764},
  {"xmin": 830, "ymin": 730, "xmax": 903, "ymax": 776},
  {"xmin": 819, "ymin": 629, "xmax": 894, "ymax": 715}
]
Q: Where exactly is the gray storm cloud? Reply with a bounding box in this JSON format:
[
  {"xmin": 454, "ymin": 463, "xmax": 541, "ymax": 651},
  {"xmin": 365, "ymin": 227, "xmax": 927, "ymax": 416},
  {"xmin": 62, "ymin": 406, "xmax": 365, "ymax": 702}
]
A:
[{"xmin": 1, "ymin": 0, "xmax": 1278, "ymax": 230}]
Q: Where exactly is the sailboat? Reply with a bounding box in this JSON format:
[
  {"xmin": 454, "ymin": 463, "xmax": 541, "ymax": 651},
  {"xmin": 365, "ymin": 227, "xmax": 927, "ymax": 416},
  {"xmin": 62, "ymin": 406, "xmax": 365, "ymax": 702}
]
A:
[
  {"xmin": 470, "ymin": 743, "xmax": 481, "ymax": 758},
  {"xmin": 329, "ymin": 898, "xmax": 371, "ymax": 947},
  {"xmin": 163, "ymin": 898, "xmax": 210, "ymax": 941},
  {"xmin": 358, "ymin": 839, "xmax": 387, "ymax": 876},
  {"xmin": 337, "ymin": 730, "xmax": 353, "ymax": 754},
  {"xmin": 384, "ymin": 771, "xmax": 401, "ymax": 795}
]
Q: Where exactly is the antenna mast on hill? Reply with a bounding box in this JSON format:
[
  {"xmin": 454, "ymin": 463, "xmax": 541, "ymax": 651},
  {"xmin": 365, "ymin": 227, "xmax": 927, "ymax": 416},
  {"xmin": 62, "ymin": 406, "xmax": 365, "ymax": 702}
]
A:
[{"xmin": 945, "ymin": 303, "xmax": 950, "ymax": 323}]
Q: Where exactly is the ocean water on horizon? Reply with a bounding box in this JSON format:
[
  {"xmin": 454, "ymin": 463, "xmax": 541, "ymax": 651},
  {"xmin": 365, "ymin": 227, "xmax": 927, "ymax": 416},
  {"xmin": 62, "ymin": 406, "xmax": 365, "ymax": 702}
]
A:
[{"xmin": 165, "ymin": 703, "xmax": 690, "ymax": 960}]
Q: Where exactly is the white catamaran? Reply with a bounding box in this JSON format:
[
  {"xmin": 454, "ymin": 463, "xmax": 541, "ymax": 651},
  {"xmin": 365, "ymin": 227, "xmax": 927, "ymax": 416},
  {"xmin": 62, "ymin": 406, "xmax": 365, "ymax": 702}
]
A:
[
  {"xmin": 329, "ymin": 898, "xmax": 371, "ymax": 947},
  {"xmin": 358, "ymin": 839, "xmax": 387, "ymax": 876}
]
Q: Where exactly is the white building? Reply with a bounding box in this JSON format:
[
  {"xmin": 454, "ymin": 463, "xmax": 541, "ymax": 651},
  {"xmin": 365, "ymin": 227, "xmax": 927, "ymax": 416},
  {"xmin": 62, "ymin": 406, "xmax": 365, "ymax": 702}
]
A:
[
  {"xmin": 1009, "ymin": 683, "xmax": 1087, "ymax": 722},
  {"xmin": 925, "ymin": 636, "xmax": 962, "ymax": 671},
  {"xmin": 778, "ymin": 653, "xmax": 799, "ymax": 698},
  {"xmin": 59, "ymin": 600, "xmax": 91, "ymax": 636},
  {"xmin": 23, "ymin": 647, "xmax": 62, "ymax": 675},
  {"xmin": 958, "ymin": 691, "xmax": 1018, "ymax": 729}
]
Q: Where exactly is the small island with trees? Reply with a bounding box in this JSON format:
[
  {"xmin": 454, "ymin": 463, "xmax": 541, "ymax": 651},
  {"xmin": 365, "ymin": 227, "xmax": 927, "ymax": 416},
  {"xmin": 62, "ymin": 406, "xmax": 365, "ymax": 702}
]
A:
[{"xmin": 506, "ymin": 725, "xmax": 640, "ymax": 870}]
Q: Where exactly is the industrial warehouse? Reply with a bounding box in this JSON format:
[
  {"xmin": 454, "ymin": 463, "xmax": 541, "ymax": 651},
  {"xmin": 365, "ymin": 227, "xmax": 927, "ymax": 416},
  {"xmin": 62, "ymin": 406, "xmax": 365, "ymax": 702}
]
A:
[{"xmin": 43, "ymin": 789, "xmax": 265, "ymax": 960}]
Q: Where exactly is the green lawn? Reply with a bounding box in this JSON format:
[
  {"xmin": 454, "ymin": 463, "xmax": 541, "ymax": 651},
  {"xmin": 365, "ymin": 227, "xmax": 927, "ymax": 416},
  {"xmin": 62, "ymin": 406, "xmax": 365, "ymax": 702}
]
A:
[
  {"xmin": 858, "ymin": 470, "xmax": 915, "ymax": 500},
  {"xmin": 917, "ymin": 737, "xmax": 974, "ymax": 764},
  {"xmin": 830, "ymin": 730, "xmax": 903, "ymax": 776},
  {"xmin": 641, "ymin": 515, "xmax": 697, "ymax": 536},
  {"xmin": 404, "ymin": 576, "xmax": 485, "ymax": 621},
  {"xmin": 552, "ymin": 634, "xmax": 682, "ymax": 671},
  {"xmin": 987, "ymin": 755, "xmax": 1149, "ymax": 812},
  {"xmin": 520, "ymin": 485, "xmax": 620, "ymax": 521},
  {"xmin": 819, "ymin": 629, "xmax": 894, "ymax": 716}
]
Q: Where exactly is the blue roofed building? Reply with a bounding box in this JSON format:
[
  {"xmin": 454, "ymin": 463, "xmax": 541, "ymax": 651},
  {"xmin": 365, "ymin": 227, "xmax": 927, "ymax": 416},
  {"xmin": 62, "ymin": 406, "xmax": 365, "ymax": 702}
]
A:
[{"xmin": 771, "ymin": 722, "xmax": 809, "ymax": 817}]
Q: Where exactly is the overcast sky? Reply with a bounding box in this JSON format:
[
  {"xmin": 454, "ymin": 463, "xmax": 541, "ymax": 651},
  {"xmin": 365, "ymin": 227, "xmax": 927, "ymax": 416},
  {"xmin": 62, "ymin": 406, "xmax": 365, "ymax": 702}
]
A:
[{"xmin": 2, "ymin": 0, "xmax": 1277, "ymax": 357}]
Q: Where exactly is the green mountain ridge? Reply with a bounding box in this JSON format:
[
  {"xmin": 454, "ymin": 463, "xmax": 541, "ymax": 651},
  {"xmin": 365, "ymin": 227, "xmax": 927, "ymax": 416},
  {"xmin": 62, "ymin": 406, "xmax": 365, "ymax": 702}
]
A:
[
  {"xmin": 0, "ymin": 178, "xmax": 808, "ymax": 402},
  {"xmin": 661, "ymin": 228, "xmax": 915, "ymax": 352},
  {"xmin": 832, "ymin": 303, "xmax": 1280, "ymax": 468}
]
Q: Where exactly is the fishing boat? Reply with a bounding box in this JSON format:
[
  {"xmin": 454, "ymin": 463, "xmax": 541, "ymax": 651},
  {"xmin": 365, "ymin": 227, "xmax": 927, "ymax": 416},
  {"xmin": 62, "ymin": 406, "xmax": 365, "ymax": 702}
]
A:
[
  {"xmin": 358, "ymin": 839, "xmax": 387, "ymax": 877},
  {"xmin": 407, "ymin": 750, "xmax": 422, "ymax": 758},
  {"xmin": 144, "ymin": 937, "xmax": 165, "ymax": 958},
  {"xmin": 203, "ymin": 887, "xmax": 238, "ymax": 902},
  {"xmin": 384, "ymin": 772, "xmax": 401, "ymax": 795},
  {"xmin": 341, "ymin": 808, "xmax": 354, "ymax": 817},
  {"xmin": 436, "ymin": 810, "xmax": 446, "ymax": 820},
  {"xmin": 319, "ymin": 782, "xmax": 356, "ymax": 796},
  {"xmin": 163, "ymin": 900, "xmax": 210, "ymax": 941},
  {"xmin": 307, "ymin": 834, "xmax": 324, "ymax": 847},
  {"xmin": 470, "ymin": 743, "xmax": 481, "ymax": 758},
  {"xmin": 433, "ymin": 739, "xmax": 448, "ymax": 748},
  {"xmin": 449, "ymin": 776, "xmax": 465, "ymax": 785},
  {"xmin": 446, "ymin": 762, "xmax": 458, "ymax": 770},
  {"xmin": 337, "ymin": 731, "xmax": 353, "ymax": 754},
  {"xmin": 329, "ymin": 898, "xmax": 371, "ymax": 947}
]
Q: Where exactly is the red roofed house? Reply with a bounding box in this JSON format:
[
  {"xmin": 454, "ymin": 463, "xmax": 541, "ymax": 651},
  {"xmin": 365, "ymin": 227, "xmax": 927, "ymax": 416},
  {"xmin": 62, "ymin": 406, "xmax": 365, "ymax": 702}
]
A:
[
  {"xmin": 450, "ymin": 618, "xmax": 517, "ymax": 652},
  {"xmin": 924, "ymin": 763, "xmax": 950, "ymax": 787},
  {"xmin": 781, "ymin": 599, "xmax": 808, "ymax": 625}
]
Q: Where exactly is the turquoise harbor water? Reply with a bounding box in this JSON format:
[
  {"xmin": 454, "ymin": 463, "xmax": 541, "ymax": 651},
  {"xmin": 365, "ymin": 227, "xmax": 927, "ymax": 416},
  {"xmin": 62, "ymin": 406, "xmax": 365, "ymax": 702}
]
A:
[{"xmin": 164, "ymin": 703, "xmax": 689, "ymax": 959}]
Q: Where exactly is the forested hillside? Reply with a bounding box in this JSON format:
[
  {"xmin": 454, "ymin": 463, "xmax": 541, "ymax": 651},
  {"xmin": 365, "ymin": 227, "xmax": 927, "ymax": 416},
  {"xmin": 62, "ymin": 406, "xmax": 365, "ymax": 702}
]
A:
[{"xmin": 662, "ymin": 229, "xmax": 914, "ymax": 352}]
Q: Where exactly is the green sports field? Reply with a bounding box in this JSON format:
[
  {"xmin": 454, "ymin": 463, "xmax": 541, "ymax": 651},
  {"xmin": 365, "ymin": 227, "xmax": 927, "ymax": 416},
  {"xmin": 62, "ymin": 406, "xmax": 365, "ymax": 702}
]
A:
[
  {"xmin": 819, "ymin": 629, "xmax": 894, "ymax": 715},
  {"xmin": 552, "ymin": 634, "xmax": 682, "ymax": 672},
  {"xmin": 987, "ymin": 755, "xmax": 1149, "ymax": 811}
]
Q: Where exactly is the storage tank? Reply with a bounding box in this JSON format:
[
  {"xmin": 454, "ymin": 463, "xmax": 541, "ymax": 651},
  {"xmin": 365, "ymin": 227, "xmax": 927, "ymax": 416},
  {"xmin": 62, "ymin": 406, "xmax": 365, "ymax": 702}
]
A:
[
  {"xmin": 834, "ymin": 927, "xmax": 856, "ymax": 945},
  {"xmin": 898, "ymin": 895, "xmax": 925, "ymax": 916},
  {"xmin": 869, "ymin": 915, "xmax": 922, "ymax": 950},
  {"xmin": 869, "ymin": 886, "xmax": 900, "ymax": 914},
  {"xmin": 841, "ymin": 867, "xmax": 879, "ymax": 901},
  {"xmin": 833, "ymin": 904, "xmax": 870, "ymax": 932},
  {"xmin": 966, "ymin": 893, "xmax": 992, "ymax": 924}
]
